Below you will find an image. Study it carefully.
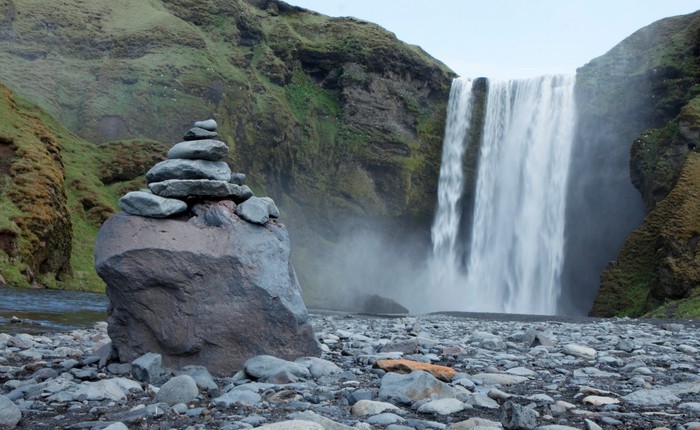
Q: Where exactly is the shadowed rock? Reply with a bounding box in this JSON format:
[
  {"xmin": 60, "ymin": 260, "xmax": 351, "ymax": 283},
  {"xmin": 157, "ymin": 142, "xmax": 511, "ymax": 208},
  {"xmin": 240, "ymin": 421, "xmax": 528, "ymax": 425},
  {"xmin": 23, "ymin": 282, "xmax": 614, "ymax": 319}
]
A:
[{"xmin": 148, "ymin": 179, "xmax": 253, "ymax": 201}]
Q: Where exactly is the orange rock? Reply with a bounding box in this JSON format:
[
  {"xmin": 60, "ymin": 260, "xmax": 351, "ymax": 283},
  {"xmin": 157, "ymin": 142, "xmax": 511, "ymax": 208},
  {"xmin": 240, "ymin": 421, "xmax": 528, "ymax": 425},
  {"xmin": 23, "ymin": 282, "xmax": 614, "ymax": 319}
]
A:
[{"xmin": 374, "ymin": 359, "xmax": 456, "ymax": 382}]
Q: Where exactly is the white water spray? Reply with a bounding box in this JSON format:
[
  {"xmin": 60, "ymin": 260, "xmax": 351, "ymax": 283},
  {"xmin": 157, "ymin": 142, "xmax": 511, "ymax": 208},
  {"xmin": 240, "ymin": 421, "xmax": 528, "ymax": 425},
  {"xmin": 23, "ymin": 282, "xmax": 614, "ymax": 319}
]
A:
[{"xmin": 429, "ymin": 75, "xmax": 576, "ymax": 315}]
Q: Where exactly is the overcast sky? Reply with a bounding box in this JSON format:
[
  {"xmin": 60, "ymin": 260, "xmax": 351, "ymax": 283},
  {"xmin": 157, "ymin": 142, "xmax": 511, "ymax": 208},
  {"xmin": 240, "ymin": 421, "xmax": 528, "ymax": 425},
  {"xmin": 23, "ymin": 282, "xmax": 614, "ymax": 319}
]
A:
[{"xmin": 287, "ymin": 1, "xmax": 699, "ymax": 79}]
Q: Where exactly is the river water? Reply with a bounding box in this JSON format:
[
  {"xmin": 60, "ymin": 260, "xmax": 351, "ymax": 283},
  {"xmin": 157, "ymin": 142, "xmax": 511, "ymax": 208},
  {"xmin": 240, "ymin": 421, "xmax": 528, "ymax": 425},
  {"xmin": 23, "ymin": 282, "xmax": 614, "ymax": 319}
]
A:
[{"xmin": 0, "ymin": 285, "xmax": 107, "ymax": 334}]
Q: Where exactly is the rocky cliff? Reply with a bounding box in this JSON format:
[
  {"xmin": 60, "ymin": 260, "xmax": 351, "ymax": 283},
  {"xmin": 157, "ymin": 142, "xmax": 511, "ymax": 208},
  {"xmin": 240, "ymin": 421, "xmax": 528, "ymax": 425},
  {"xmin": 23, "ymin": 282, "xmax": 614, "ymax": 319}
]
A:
[
  {"xmin": 0, "ymin": 0, "xmax": 453, "ymax": 298},
  {"xmin": 576, "ymin": 11, "xmax": 700, "ymax": 317}
]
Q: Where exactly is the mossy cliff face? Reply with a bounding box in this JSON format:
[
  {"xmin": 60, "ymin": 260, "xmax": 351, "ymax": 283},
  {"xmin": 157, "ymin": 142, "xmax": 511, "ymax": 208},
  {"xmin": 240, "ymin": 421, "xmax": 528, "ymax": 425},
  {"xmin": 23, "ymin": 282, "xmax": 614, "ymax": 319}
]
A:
[
  {"xmin": 0, "ymin": 0, "xmax": 453, "ymax": 296},
  {"xmin": 580, "ymin": 11, "xmax": 700, "ymax": 317},
  {"xmin": 0, "ymin": 82, "xmax": 164, "ymax": 290}
]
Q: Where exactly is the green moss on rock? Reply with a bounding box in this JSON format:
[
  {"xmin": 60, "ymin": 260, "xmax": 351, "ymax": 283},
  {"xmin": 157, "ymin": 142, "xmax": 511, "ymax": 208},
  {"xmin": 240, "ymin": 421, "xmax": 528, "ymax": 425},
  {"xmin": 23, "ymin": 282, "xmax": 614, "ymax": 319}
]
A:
[{"xmin": 592, "ymin": 152, "xmax": 700, "ymax": 317}]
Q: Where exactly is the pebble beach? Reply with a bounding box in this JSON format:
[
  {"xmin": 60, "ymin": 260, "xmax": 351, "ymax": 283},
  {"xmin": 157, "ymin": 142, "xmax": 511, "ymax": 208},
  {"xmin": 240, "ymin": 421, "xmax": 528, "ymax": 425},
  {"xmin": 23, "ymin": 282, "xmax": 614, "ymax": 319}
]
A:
[{"xmin": 1, "ymin": 312, "xmax": 699, "ymax": 430}]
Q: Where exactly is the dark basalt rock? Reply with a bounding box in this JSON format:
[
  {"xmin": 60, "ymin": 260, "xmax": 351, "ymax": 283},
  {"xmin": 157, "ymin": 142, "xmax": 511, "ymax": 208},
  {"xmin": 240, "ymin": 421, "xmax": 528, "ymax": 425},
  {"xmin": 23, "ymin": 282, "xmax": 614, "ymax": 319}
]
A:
[
  {"xmin": 183, "ymin": 127, "xmax": 218, "ymax": 141},
  {"xmin": 94, "ymin": 203, "xmax": 321, "ymax": 376},
  {"xmin": 148, "ymin": 179, "xmax": 253, "ymax": 202}
]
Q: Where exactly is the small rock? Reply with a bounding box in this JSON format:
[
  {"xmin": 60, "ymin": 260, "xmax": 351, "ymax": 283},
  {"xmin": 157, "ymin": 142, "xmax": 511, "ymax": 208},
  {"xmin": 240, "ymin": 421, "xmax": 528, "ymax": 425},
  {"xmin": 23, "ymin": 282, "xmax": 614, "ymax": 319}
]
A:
[
  {"xmin": 259, "ymin": 196, "xmax": 280, "ymax": 218},
  {"xmin": 471, "ymin": 373, "xmax": 528, "ymax": 385},
  {"xmin": 193, "ymin": 119, "xmax": 217, "ymax": 131},
  {"xmin": 417, "ymin": 398, "xmax": 466, "ymax": 415},
  {"xmin": 230, "ymin": 172, "xmax": 247, "ymax": 185},
  {"xmin": 294, "ymin": 357, "xmax": 342, "ymax": 378},
  {"xmin": 213, "ymin": 389, "xmax": 263, "ymax": 407},
  {"xmin": 379, "ymin": 370, "xmax": 457, "ymax": 403},
  {"xmin": 146, "ymin": 158, "xmax": 231, "ymax": 183},
  {"xmin": 351, "ymin": 400, "xmax": 401, "ymax": 416},
  {"xmin": 244, "ymin": 355, "xmax": 310, "ymax": 381},
  {"xmin": 131, "ymin": 353, "xmax": 164, "ymax": 384},
  {"xmin": 623, "ymin": 388, "xmax": 680, "ymax": 407},
  {"xmin": 563, "ymin": 343, "xmax": 597, "ymax": 360},
  {"xmin": 235, "ymin": 196, "xmax": 271, "ymax": 225},
  {"xmin": 499, "ymin": 400, "xmax": 537, "ymax": 430},
  {"xmin": 184, "ymin": 127, "xmax": 218, "ymax": 140},
  {"xmin": 0, "ymin": 394, "xmax": 21, "ymax": 427},
  {"xmin": 168, "ymin": 139, "xmax": 228, "ymax": 161},
  {"xmin": 154, "ymin": 375, "xmax": 199, "ymax": 405},
  {"xmin": 119, "ymin": 191, "xmax": 187, "ymax": 218},
  {"xmin": 582, "ymin": 395, "xmax": 620, "ymax": 406}
]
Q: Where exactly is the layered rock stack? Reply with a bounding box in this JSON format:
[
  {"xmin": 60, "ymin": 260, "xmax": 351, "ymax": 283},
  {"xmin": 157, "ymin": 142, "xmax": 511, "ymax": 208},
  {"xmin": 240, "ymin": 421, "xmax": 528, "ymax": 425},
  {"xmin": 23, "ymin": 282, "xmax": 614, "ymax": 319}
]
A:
[
  {"xmin": 94, "ymin": 120, "xmax": 320, "ymax": 376},
  {"xmin": 118, "ymin": 119, "xmax": 276, "ymax": 224}
]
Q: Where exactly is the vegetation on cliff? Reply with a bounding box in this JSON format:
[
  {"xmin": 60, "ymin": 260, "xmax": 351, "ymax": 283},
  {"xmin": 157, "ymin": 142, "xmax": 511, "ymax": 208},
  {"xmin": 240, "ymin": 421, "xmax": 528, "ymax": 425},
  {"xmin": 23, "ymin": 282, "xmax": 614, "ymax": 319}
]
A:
[
  {"xmin": 0, "ymin": 0, "xmax": 453, "ymax": 298},
  {"xmin": 0, "ymin": 82, "xmax": 167, "ymax": 290},
  {"xmin": 584, "ymin": 11, "xmax": 700, "ymax": 317}
]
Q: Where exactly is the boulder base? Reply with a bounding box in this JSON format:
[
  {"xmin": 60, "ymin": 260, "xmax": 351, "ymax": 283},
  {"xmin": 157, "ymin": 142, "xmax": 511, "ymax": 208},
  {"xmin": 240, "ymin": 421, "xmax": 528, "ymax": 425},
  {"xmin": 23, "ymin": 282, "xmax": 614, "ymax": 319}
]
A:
[{"xmin": 94, "ymin": 202, "xmax": 320, "ymax": 376}]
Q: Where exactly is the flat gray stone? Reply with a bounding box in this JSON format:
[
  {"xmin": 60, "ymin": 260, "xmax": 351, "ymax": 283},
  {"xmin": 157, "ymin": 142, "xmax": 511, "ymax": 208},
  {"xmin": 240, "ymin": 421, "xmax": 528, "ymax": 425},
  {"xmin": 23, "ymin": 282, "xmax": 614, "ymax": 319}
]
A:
[
  {"xmin": 294, "ymin": 357, "xmax": 342, "ymax": 378},
  {"xmin": 367, "ymin": 413, "xmax": 405, "ymax": 426},
  {"xmin": 167, "ymin": 139, "xmax": 228, "ymax": 161},
  {"xmin": 184, "ymin": 127, "xmax": 217, "ymax": 140},
  {"xmin": 148, "ymin": 179, "xmax": 252, "ymax": 200},
  {"xmin": 146, "ymin": 159, "xmax": 231, "ymax": 183},
  {"xmin": 75, "ymin": 379, "xmax": 126, "ymax": 401},
  {"xmin": 379, "ymin": 370, "xmax": 457, "ymax": 403},
  {"xmin": 417, "ymin": 398, "xmax": 466, "ymax": 415},
  {"xmin": 471, "ymin": 373, "xmax": 528, "ymax": 385},
  {"xmin": 244, "ymin": 355, "xmax": 310, "ymax": 381},
  {"xmin": 0, "ymin": 394, "xmax": 21, "ymax": 427},
  {"xmin": 235, "ymin": 196, "xmax": 270, "ymax": 225},
  {"xmin": 154, "ymin": 375, "xmax": 199, "ymax": 405},
  {"xmin": 194, "ymin": 119, "xmax": 217, "ymax": 131},
  {"xmin": 119, "ymin": 191, "xmax": 187, "ymax": 218},
  {"xmin": 351, "ymin": 400, "xmax": 401, "ymax": 417},
  {"xmin": 623, "ymin": 388, "xmax": 680, "ymax": 406},
  {"xmin": 212, "ymin": 389, "xmax": 263, "ymax": 407}
]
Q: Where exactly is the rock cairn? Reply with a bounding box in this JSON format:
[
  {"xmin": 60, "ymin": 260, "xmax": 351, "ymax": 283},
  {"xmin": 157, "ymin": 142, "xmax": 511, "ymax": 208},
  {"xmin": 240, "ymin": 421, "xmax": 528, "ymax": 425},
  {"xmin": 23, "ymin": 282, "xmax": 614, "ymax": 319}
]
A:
[
  {"xmin": 118, "ymin": 119, "xmax": 277, "ymax": 225},
  {"xmin": 95, "ymin": 120, "xmax": 319, "ymax": 376}
]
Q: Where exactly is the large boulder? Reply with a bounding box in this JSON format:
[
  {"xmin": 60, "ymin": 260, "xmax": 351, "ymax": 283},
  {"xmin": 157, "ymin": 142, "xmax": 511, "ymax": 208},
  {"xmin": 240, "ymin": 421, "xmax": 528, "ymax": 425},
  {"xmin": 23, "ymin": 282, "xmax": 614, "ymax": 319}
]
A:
[{"xmin": 94, "ymin": 200, "xmax": 320, "ymax": 376}]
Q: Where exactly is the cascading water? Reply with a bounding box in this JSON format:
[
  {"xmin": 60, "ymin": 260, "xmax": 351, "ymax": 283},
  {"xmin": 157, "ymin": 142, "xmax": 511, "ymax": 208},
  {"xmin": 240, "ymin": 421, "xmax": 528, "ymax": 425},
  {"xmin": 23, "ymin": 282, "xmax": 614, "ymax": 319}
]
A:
[
  {"xmin": 430, "ymin": 75, "xmax": 576, "ymax": 315},
  {"xmin": 430, "ymin": 78, "xmax": 474, "ymax": 278}
]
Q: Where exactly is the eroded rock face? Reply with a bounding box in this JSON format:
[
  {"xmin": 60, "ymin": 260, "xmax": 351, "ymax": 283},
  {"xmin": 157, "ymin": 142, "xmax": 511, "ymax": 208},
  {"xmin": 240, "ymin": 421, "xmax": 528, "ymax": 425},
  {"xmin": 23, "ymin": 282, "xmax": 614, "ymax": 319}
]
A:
[{"xmin": 94, "ymin": 201, "xmax": 320, "ymax": 376}]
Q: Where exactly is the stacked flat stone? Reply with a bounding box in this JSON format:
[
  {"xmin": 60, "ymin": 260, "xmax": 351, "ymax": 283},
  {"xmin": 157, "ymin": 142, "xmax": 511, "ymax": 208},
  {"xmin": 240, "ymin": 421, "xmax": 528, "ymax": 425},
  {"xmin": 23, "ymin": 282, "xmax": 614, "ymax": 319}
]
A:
[{"xmin": 118, "ymin": 119, "xmax": 279, "ymax": 225}]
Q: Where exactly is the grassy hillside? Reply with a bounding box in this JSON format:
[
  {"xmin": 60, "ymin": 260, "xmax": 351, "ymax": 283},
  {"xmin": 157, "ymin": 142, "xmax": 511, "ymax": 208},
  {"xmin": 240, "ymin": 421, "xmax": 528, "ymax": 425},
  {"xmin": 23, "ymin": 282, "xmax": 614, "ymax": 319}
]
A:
[{"xmin": 0, "ymin": 82, "xmax": 167, "ymax": 290}]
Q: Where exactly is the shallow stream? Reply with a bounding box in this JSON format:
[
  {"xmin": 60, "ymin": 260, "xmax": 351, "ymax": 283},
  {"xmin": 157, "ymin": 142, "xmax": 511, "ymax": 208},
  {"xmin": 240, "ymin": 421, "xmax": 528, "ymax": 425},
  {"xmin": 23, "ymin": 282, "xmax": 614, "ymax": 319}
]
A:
[{"xmin": 0, "ymin": 285, "xmax": 107, "ymax": 334}]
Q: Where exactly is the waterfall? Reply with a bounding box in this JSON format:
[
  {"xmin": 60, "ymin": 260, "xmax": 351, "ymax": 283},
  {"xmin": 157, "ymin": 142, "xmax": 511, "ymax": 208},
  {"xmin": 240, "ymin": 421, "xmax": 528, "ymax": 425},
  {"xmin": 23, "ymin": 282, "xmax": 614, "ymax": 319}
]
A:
[
  {"xmin": 430, "ymin": 75, "xmax": 576, "ymax": 315},
  {"xmin": 431, "ymin": 78, "xmax": 474, "ymax": 270}
]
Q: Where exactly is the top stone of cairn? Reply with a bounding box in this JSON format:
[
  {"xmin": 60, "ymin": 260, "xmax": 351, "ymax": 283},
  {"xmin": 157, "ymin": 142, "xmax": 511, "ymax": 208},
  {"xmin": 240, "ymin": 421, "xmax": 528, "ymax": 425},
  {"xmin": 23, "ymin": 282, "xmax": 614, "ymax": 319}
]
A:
[{"xmin": 194, "ymin": 119, "xmax": 217, "ymax": 132}]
